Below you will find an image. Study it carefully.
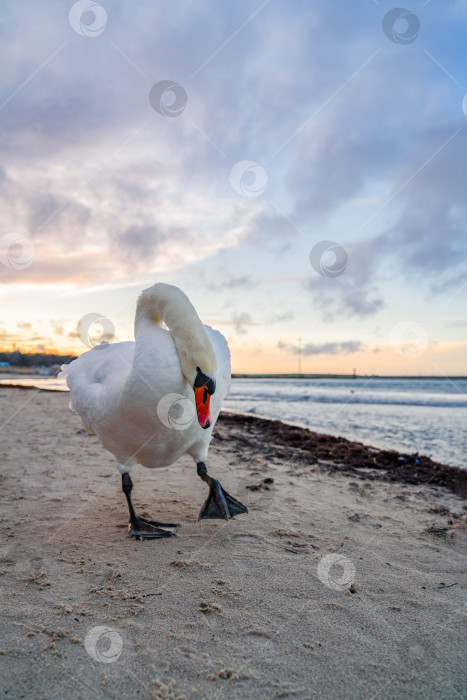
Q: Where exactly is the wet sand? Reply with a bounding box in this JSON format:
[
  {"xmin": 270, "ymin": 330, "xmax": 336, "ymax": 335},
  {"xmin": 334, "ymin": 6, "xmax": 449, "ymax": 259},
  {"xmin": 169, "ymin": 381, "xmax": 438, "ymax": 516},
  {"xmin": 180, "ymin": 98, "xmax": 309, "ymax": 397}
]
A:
[{"xmin": 0, "ymin": 387, "xmax": 465, "ymax": 699}]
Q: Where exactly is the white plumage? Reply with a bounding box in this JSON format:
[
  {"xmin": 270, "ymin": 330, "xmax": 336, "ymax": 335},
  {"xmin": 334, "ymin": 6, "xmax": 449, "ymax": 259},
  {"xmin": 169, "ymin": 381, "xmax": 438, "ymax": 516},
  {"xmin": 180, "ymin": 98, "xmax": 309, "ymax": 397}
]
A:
[
  {"xmin": 62, "ymin": 283, "xmax": 231, "ymax": 474},
  {"xmin": 61, "ymin": 282, "xmax": 247, "ymax": 539}
]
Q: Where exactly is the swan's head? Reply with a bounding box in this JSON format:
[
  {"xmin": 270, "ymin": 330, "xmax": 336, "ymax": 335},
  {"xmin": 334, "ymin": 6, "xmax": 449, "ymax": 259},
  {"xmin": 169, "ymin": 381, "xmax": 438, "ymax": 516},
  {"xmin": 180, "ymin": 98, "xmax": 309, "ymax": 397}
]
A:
[
  {"xmin": 177, "ymin": 342, "xmax": 217, "ymax": 430},
  {"xmin": 193, "ymin": 366, "xmax": 216, "ymax": 429}
]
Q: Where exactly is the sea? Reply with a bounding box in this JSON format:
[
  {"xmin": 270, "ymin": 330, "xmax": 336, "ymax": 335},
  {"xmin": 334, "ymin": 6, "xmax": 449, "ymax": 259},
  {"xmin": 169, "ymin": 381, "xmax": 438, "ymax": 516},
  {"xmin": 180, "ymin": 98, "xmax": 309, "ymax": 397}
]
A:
[{"xmin": 1, "ymin": 375, "xmax": 465, "ymax": 469}]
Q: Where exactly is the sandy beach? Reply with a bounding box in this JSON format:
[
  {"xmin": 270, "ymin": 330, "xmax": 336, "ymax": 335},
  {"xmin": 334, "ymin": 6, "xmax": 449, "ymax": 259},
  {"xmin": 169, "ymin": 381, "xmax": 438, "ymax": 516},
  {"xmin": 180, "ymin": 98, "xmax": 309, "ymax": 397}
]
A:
[{"xmin": 0, "ymin": 387, "xmax": 465, "ymax": 699}]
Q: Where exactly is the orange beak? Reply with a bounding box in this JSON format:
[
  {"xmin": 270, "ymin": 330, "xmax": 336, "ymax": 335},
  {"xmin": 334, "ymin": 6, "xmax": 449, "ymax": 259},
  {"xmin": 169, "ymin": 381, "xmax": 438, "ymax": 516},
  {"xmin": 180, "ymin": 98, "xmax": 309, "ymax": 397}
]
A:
[{"xmin": 194, "ymin": 385, "xmax": 212, "ymax": 429}]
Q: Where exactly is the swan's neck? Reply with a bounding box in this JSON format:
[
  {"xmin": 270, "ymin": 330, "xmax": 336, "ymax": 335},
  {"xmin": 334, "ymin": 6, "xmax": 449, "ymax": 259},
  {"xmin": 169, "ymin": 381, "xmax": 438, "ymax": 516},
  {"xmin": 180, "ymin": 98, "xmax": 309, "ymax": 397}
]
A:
[{"xmin": 134, "ymin": 283, "xmax": 217, "ymax": 384}]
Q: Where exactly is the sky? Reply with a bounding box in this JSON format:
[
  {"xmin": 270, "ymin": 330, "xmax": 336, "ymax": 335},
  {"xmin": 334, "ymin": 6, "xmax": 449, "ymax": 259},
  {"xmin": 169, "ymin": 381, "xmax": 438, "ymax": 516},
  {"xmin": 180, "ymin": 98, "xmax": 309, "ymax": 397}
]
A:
[{"xmin": 0, "ymin": 0, "xmax": 466, "ymax": 375}]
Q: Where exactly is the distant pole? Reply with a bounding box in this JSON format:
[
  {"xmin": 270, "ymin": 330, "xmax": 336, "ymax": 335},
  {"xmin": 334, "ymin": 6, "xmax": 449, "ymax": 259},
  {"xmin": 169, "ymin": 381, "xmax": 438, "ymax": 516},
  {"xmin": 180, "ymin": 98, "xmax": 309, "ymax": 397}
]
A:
[{"xmin": 298, "ymin": 338, "xmax": 302, "ymax": 375}]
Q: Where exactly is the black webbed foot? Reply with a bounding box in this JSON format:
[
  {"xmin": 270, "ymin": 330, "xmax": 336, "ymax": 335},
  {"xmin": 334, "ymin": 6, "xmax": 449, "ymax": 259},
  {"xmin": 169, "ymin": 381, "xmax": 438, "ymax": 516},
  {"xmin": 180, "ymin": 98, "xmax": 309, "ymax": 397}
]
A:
[
  {"xmin": 137, "ymin": 516, "xmax": 178, "ymax": 531},
  {"xmin": 197, "ymin": 463, "xmax": 248, "ymax": 521},
  {"xmin": 121, "ymin": 473, "xmax": 177, "ymax": 541},
  {"xmin": 129, "ymin": 518, "xmax": 177, "ymax": 540}
]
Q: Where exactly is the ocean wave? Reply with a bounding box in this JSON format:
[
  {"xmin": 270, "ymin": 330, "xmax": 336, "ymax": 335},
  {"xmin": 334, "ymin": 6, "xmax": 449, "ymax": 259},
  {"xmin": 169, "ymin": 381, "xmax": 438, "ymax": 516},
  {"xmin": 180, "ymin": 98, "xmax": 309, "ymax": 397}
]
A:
[{"xmin": 228, "ymin": 390, "xmax": 467, "ymax": 408}]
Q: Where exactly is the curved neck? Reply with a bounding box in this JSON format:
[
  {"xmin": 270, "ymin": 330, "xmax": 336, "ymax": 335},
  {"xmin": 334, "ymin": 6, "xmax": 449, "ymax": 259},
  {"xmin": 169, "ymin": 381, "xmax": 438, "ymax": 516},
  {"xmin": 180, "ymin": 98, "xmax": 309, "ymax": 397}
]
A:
[{"xmin": 134, "ymin": 283, "xmax": 217, "ymax": 383}]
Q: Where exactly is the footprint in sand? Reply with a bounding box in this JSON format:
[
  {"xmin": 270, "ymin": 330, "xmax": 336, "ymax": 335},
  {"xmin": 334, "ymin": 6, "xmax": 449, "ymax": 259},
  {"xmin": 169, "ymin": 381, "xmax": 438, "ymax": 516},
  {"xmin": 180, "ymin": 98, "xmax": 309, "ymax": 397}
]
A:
[
  {"xmin": 237, "ymin": 475, "xmax": 277, "ymax": 512},
  {"xmin": 229, "ymin": 533, "xmax": 266, "ymax": 570},
  {"xmin": 0, "ymin": 544, "xmax": 44, "ymax": 580},
  {"xmin": 0, "ymin": 547, "xmax": 13, "ymax": 569},
  {"xmin": 243, "ymin": 630, "xmax": 279, "ymax": 654}
]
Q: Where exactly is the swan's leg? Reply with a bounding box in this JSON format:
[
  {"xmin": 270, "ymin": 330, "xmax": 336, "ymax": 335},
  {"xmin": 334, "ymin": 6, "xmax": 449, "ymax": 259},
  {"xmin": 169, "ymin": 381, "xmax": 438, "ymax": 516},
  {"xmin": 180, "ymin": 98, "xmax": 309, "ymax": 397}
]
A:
[
  {"xmin": 121, "ymin": 473, "xmax": 178, "ymax": 540},
  {"xmin": 197, "ymin": 462, "xmax": 248, "ymax": 520}
]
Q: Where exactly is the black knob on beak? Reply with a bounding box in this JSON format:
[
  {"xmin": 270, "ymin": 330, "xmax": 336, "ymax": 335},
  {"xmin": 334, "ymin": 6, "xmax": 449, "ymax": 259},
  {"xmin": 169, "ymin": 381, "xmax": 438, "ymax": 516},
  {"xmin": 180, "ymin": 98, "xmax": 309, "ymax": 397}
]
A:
[{"xmin": 194, "ymin": 368, "xmax": 216, "ymax": 395}]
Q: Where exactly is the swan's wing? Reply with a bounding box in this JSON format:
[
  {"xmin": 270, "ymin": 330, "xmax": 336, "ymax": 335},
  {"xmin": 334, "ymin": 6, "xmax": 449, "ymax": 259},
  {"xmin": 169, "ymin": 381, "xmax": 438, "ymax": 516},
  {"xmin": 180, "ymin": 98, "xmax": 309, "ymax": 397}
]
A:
[{"xmin": 60, "ymin": 341, "xmax": 134, "ymax": 432}]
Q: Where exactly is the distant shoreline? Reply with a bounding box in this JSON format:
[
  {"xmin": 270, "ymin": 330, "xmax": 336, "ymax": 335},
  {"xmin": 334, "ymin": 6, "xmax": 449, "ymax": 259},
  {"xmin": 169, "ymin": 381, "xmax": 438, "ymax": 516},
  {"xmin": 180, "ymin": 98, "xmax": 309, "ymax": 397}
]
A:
[
  {"xmin": 1, "ymin": 371, "xmax": 467, "ymax": 381},
  {"xmin": 231, "ymin": 373, "xmax": 467, "ymax": 380}
]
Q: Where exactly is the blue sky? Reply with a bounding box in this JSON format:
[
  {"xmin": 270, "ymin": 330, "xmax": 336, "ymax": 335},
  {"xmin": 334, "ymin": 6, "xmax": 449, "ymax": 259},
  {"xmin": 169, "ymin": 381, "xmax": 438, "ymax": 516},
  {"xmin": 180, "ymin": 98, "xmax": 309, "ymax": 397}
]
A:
[{"xmin": 0, "ymin": 0, "xmax": 466, "ymax": 374}]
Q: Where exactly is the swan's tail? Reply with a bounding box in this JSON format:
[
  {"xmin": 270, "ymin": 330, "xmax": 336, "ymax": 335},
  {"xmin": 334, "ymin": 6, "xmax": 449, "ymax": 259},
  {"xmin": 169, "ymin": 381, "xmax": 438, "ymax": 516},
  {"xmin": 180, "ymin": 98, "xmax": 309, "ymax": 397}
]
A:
[
  {"xmin": 58, "ymin": 363, "xmax": 73, "ymax": 406},
  {"xmin": 59, "ymin": 359, "xmax": 95, "ymax": 433}
]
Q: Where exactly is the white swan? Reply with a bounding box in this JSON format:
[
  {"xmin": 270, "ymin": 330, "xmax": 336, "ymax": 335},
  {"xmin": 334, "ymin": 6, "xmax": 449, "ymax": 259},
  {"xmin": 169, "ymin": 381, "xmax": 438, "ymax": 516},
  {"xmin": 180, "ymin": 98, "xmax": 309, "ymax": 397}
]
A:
[{"xmin": 61, "ymin": 282, "xmax": 248, "ymax": 539}]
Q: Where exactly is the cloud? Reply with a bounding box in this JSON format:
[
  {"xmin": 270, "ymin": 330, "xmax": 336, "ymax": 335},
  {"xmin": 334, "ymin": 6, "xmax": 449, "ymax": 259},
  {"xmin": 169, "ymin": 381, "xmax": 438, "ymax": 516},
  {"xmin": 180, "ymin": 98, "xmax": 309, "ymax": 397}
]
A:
[
  {"xmin": 0, "ymin": 0, "xmax": 464, "ymax": 372},
  {"xmin": 0, "ymin": 329, "xmax": 23, "ymax": 341},
  {"xmin": 232, "ymin": 312, "xmax": 260, "ymax": 335},
  {"xmin": 300, "ymin": 125, "xmax": 467, "ymax": 320},
  {"xmin": 306, "ymin": 277, "xmax": 384, "ymax": 321},
  {"xmin": 279, "ymin": 340, "xmax": 365, "ymax": 355},
  {"xmin": 268, "ymin": 310, "xmax": 294, "ymax": 323},
  {"xmin": 443, "ymin": 317, "xmax": 467, "ymax": 328},
  {"xmin": 0, "ymin": 160, "xmax": 253, "ymax": 284},
  {"xmin": 51, "ymin": 320, "xmax": 64, "ymax": 335},
  {"xmin": 369, "ymin": 128, "xmax": 467, "ymax": 293},
  {"xmin": 201, "ymin": 272, "xmax": 253, "ymax": 292}
]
